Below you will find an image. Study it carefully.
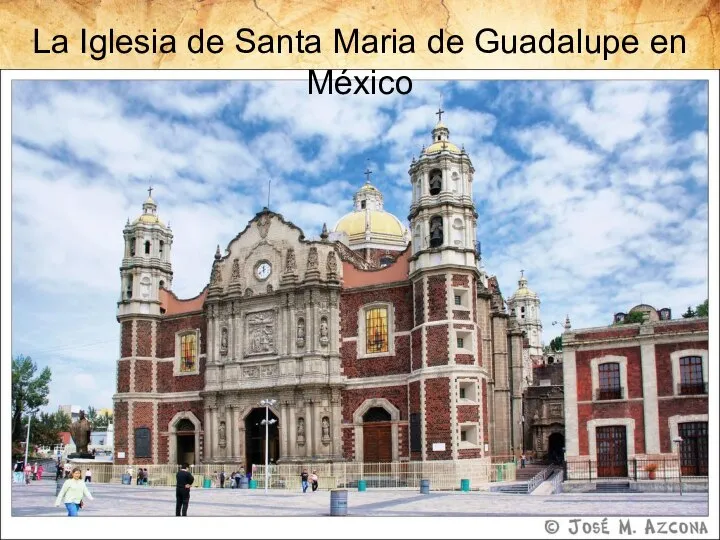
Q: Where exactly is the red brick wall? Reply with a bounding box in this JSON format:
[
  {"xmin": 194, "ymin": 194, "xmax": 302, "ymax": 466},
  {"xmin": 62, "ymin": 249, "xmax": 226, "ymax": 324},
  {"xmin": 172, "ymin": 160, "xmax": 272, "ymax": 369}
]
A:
[
  {"xmin": 427, "ymin": 275, "xmax": 447, "ymax": 321},
  {"xmin": 409, "ymin": 381, "xmax": 422, "ymax": 460},
  {"xmin": 456, "ymin": 354, "xmax": 475, "ymax": 365},
  {"xmin": 426, "ymin": 325, "xmax": 448, "ymax": 367},
  {"xmin": 414, "ymin": 278, "xmax": 424, "ymax": 326},
  {"xmin": 655, "ymin": 341, "xmax": 708, "ymax": 397},
  {"xmin": 576, "ymin": 346, "xmax": 642, "ymax": 401},
  {"xmin": 577, "ymin": 401, "xmax": 645, "ymax": 455},
  {"xmin": 133, "ymin": 402, "xmax": 155, "ymax": 465},
  {"xmin": 117, "ymin": 360, "xmax": 130, "ymax": 393},
  {"xmin": 342, "ymin": 426, "xmax": 355, "ymax": 460},
  {"xmin": 411, "ymin": 329, "xmax": 422, "ymax": 370},
  {"xmin": 136, "ymin": 320, "xmax": 152, "ymax": 357},
  {"xmin": 574, "ymin": 327, "xmax": 638, "ymax": 341},
  {"xmin": 134, "ymin": 360, "xmax": 153, "ymax": 393},
  {"xmin": 476, "ymin": 326, "xmax": 483, "ymax": 367},
  {"xmin": 658, "ymin": 398, "xmax": 708, "ymax": 453},
  {"xmin": 340, "ymin": 335, "xmax": 410, "ymax": 378},
  {"xmin": 457, "ymin": 404, "xmax": 479, "ymax": 423},
  {"xmin": 459, "ymin": 448, "xmax": 483, "ymax": 459},
  {"xmin": 114, "ymin": 402, "xmax": 128, "ymax": 464},
  {"xmin": 655, "ymin": 321, "xmax": 708, "ymax": 334},
  {"xmin": 341, "ymin": 385, "xmax": 408, "ymax": 422},
  {"xmin": 452, "ymin": 274, "xmax": 469, "ymax": 287},
  {"xmin": 157, "ymin": 401, "xmax": 205, "ymax": 464},
  {"xmin": 121, "ymin": 321, "xmax": 133, "ymax": 358},
  {"xmin": 453, "ymin": 310, "xmax": 470, "ymax": 320},
  {"xmin": 157, "ymin": 314, "xmax": 206, "ymax": 358},
  {"xmin": 340, "ymin": 285, "xmax": 413, "ymax": 337},
  {"xmin": 156, "ymin": 360, "xmax": 206, "ymax": 393},
  {"xmin": 424, "ymin": 378, "xmax": 452, "ymax": 460}
]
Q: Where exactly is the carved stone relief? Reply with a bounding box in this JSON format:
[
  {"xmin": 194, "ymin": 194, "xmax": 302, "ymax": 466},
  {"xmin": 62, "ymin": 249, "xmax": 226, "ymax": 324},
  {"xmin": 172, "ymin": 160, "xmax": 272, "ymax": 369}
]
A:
[
  {"xmin": 296, "ymin": 318, "xmax": 306, "ymax": 348},
  {"xmin": 319, "ymin": 317, "xmax": 329, "ymax": 347},
  {"xmin": 230, "ymin": 258, "xmax": 241, "ymax": 283},
  {"xmin": 257, "ymin": 213, "xmax": 271, "ymax": 238},
  {"xmin": 218, "ymin": 421, "xmax": 227, "ymax": 448},
  {"xmin": 246, "ymin": 310, "xmax": 275, "ymax": 355},
  {"xmin": 297, "ymin": 417, "xmax": 306, "ymax": 446},
  {"xmin": 321, "ymin": 416, "xmax": 330, "ymax": 445},
  {"xmin": 220, "ymin": 327, "xmax": 228, "ymax": 356}
]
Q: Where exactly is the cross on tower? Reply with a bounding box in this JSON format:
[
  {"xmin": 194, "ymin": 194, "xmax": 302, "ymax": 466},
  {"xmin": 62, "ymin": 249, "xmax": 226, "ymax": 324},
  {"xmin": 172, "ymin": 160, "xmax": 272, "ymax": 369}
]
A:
[
  {"xmin": 147, "ymin": 185, "xmax": 154, "ymax": 198},
  {"xmin": 436, "ymin": 107, "xmax": 445, "ymax": 123},
  {"xmin": 520, "ymin": 269, "xmax": 525, "ymax": 278},
  {"xmin": 364, "ymin": 167, "xmax": 372, "ymax": 183}
]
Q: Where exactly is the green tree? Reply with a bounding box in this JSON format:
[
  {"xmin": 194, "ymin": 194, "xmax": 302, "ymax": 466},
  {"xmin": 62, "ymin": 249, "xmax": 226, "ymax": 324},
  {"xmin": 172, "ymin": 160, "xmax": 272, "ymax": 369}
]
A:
[
  {"xmin": 86, "ymin": 405, "xmax": 98, "ymax": 427},
  {"xmin": 549, "ymin": 336, "xmax": 563, "ymax": 352},
  {"xmin": 682, "ymin": 306, "xmax": 696, "ymax": 318},
  {"xmin": 622, "ymin": 311, "xmax": 646, "ymax": 324},
  {"xmin": 11, "ymin": 355, "xmax": 52, "ymax": 442},
  {"xmin": 23, "ymin": 410, "xmax": 71, "ymax": 448},
  {"xmin": 695, "ymin": 299, "xmax": 708, "ymax": 318},
  {"xmin": 94, "ymin": 411, "xmax": 113, "ymax": 430}
]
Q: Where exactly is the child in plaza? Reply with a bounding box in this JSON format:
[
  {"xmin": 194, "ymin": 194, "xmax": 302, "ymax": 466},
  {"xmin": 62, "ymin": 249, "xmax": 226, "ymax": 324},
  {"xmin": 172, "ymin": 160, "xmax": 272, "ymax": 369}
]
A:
[
  {"xmin": 310, "ymin": 471, "xmax": 319, "ymax": 492},
  {"xmin": 55, "ymin": 467, "xmax": 94, "ymax": 517}
]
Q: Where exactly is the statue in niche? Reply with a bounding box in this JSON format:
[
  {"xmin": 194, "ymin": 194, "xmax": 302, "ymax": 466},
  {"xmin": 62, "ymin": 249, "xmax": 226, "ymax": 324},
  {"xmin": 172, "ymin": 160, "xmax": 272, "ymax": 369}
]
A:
[
  {"xmin": 267, "ymin": 284, "xmax": 273, "ymax": 293},
  {"xmin": 211, "ymin": 264, "xmax": 223, "ymax": 285},
  {"xmin": 218, "ymin": 421, "xmax": 227, "ymax": 448},
  {"xmin": 220, "ymin": 327, "xmax": 228, "ymax": 355},
  {"xmin": 321, "ymin": 416, "xmax": 330, "ymax": 444},
  {"xmin": 429, "ymin": 172, "xmax": 442, "ymax": 194},
  {"xmin": 257, "ymin": 212, "xmax": 271, "ymax": 238},
  {"xmin": 326, "ymin": 251, "xmax": 337, "ymax": 275},
  {"xmin": 319, "ymin": 318, "xmax": 329, "ymax": 346},
  {"xmin": 296, "ymin": 318, "xmax": 306, "ymax": 347},
  {"xmin": 251, "ymin": 329, "xmax": 263, "ymax": 352},
  {"xmin": 306, "ymin": 247, "xmax": 319, "ymax": 271},
  {"xmin": 297, "ymin": 417, "xmax": 306, "ymax": 446},
  {"xmin": 285, "ymin": 248, "xmax": 296, "ymax": 273},
  {"xmin": 230, "ymin": 258, "xmax": 241, "ymax": 283},
  {"xmin": 429, "ymin": 216, "xmax": 443, "ymax": 247}
]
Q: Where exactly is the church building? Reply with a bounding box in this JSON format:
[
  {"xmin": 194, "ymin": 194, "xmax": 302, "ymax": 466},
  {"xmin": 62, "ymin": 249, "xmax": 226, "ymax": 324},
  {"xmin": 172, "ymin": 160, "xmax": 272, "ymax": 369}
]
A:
[{"xmin": 113, "ymin": 116, "xmax": 528, "ymax": 468}]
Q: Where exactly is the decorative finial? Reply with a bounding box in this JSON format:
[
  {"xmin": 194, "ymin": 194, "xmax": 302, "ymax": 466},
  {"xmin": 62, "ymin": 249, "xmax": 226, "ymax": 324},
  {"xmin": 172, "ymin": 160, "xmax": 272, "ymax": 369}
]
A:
[
  {"xmin": 214, "ymin": 244, "xmax": 221, "ymax": 260},
  {"xmin": 364, "ymin": 162, "xmax": 372, "ymax": 184},
  {"xmin": 126, "ymin": 217, "xmax": 130, "ymax": 225},
  {"xmin": 320, "ymin": 222, "xmax": 329, "ymax": 241},
  {"xmin": 148, "ymin": 185, "xmax": 154, "ymax": 198},
  {"xmin": 436, "ymin": 107, "xmax": 445, "ymax": 123},
  {"xmin": 461, "ymin": 144, "xmax": 466, "ymax": 153},
  {"xmin": 564, "ymin": 314, "xmax": 571, "ymax": 330},
  {"xmin": 520, "ymin": 269, "xmax": 524, "ymax": 278}
]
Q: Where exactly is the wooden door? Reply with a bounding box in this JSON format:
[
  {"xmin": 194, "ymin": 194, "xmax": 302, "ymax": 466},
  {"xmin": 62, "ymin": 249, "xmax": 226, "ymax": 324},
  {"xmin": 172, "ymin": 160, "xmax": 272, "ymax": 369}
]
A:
[
  {"xmin": 596, "ymin": 426, "xmax": 627, "ymax": 478},
  {"xmin": 679, "ymin": 422, "xmax": 708, "ymax": 476},
  {"xmin": 364, "ymin": 423, "xmax": 392, "ymax": 463}
]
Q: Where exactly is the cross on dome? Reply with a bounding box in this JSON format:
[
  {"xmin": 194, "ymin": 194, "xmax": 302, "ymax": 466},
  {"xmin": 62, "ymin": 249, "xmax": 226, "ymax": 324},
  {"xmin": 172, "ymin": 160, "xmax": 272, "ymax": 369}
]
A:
[
  {"xmin": 364, "ymin": 167, "xmax": 372, "ymax": 184},
  {"xmin": 435, "ymin": 107, "xmax": 445, "ymax": 123}
]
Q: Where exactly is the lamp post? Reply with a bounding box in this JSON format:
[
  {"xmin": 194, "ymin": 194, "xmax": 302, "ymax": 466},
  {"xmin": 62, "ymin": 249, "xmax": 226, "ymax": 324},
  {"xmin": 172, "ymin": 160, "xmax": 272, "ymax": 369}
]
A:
[
  {"xmin": 23, "ymin": 414, "xmax": 33, "ymax": 470},
  {"xmin": 260, "ymin": 399, "xmax": 277, "ymax": 493},
  {"xmin": 672, "ymin": 436, "xmax": 683, "ymax": 496}
]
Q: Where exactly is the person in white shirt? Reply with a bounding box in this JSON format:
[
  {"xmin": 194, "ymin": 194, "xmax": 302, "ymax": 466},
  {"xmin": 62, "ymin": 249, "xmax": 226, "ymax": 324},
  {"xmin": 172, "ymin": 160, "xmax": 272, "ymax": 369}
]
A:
[
  {"xmin": 84, "ymin": 469, "xmax": 92, "ymax": 482},
  {"xmin": 55, "ymin": 467, "xmax": 93, "ymax": 516}
]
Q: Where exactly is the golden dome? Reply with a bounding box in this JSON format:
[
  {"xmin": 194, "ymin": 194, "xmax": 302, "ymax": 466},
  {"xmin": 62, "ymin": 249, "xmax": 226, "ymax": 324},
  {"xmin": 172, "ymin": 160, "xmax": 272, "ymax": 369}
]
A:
[
  {"xmin": 512, "ymin": 286, "xmax": 537, "ymax": 299},
  {"xmin": 134, "ymin": 213, "xmax": 163, "ymax": 225},
  {"xmin": 358, "ymin": 182, "xmax": 379, "ymax": 192},
  {"xmin": 424, "ymin": 141, "xmax": 461, "ymax": 154},
  {"xmin": 334, "ymin": 209, "xmax": 406, "ymax": 238}
]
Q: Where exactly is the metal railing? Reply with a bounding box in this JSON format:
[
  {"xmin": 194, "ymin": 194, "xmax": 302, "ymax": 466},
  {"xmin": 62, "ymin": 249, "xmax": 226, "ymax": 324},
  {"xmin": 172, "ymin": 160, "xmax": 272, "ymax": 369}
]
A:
[
  {"xmin": 677, "ymin": 382, "xmax": 708, "ymax": 395},
  {"xmin": 550, "ymin": 467, "xmax": 564, "ymax": 494},
  {"xmin": 525, "ymin": 466, "xmax": 553, "ymax": 494},
  {"xmin": 564, "ymin": 456, "xmax": 709, "ymax": 482},
  {"xmin": 61, "ymin": 458, "xmax": 517, "ymax": 491},
  {"xmin": 594, "ymin": 387, "xmax": 624, "ymax": 401}
]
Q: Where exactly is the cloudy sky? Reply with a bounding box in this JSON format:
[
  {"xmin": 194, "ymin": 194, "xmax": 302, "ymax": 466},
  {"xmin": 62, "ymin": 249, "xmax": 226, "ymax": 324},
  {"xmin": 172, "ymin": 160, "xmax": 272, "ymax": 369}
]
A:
[{"xmin": 10, "ymin": 78, "xmax": 708, "ymax": 411}]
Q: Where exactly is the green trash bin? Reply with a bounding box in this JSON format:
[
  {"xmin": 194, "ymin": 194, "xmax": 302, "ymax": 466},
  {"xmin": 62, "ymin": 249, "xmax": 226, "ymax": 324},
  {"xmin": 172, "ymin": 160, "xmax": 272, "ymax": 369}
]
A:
[
  {"xmin": 460, "ymin": 478, "xmax": 470, "ymax": 492},
  {"xmin": 249, "ymin": 479, "xmax": 257, "ymax": 489},
  {"xmin": 203, "ymin": 477, "xmax": 212, "ymax": 488},
  {"xmin": 496, "ymin": 465, "xmax": 503, "ymax": 482},
  {"xmin": 357, "ymin": 479, "xmax": 367, "ymax": 492}
]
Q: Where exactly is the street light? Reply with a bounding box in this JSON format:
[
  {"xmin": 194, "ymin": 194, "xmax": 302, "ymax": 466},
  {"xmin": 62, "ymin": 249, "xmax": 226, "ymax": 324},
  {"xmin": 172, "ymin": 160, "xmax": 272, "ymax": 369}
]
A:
[
  {"xmin": 260, "ymin": 398, "xmax": 277, "ymax": 493},
  {"xmin": 672, "ymin": 436, "xmax": 683, "ymax": 496}
]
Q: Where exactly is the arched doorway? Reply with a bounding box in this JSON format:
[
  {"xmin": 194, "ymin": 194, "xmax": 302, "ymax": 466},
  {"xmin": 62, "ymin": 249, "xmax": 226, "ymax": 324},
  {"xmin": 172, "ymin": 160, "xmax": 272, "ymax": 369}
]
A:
[
  {"xmin": 175, "ymin": 419, "xmax": 196, "ymax": 465},
  {"xmin": 548, "ymin": 432, "xmax": 565, "ymax": 464},
  {"xmin": 363, "ymin": 407, "xmax": 392, "ymax": 464},
  {"xmin": 244, "ymin": 408, "xmax": 279, "ymax": 471}
]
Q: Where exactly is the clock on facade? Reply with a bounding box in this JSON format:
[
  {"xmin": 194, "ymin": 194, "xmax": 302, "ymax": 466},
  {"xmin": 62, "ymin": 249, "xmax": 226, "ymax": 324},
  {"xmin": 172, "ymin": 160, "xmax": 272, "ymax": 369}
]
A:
[{"xmin": 255, "ymin": 261, "xmax": 272, "ymax": 280}]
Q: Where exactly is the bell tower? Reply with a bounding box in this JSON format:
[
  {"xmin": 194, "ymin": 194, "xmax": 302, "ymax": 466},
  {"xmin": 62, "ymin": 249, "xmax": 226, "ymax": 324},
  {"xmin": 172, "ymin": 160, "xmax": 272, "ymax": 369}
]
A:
[
  {"xmin": 117, "ymin": 188, "xmax": 174, "ymax": 318},
  {"xmin": 407, "ymin": 111, "xmax": 487, "ymax": 461}
]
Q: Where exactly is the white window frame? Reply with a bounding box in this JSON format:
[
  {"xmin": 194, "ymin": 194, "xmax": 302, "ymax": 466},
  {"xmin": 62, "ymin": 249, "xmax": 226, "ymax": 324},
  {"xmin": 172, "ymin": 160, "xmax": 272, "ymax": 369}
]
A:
[
  {"xmin": 452, "ymin": 287, "xmax": 471, "ymax": 311},
  {"xmin": 459, "ymin": 423, "xmax": 479, "ymax": 449},
  {"xmin": 174, "ymin": 329, "xmax": 200, "ymax": 376},
  {"xmin": 357, "ymin": 302, "xmax": 395, "ymax": 359},
  {"xmin": 590, "ymin": 355, "xmax": 628, "ymax": 402},
  {"xmin": 670, "ymin": 349, "xmax": 708, "ymax": 396},
  {"xmin": 455, "ymin": 329, "xmax": 474, "ymax": 355},
  {"xmin": 457, "ymin": 379, "xmax": 478, "ymax": 404}
]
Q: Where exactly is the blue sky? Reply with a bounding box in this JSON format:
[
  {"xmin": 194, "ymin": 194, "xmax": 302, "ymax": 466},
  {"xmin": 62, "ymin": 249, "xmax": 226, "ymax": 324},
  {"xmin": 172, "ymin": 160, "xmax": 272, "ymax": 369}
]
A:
[{"xmin": 10, "ymin": 79, "xmax": 709, "ymax": 411}]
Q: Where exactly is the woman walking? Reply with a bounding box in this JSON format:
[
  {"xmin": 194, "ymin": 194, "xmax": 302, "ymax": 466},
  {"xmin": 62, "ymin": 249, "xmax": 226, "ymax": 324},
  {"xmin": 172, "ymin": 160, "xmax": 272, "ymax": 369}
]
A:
[{"xmin": 55, "ymin": 467, "xmax": 93, "ymax": 516}]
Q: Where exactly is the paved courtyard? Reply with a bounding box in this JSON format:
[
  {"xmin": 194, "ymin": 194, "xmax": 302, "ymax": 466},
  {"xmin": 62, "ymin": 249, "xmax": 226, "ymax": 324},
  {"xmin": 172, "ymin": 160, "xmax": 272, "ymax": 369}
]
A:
[{"xmin": 11, "ymin": 480, "xmax": 708, "ymax": 517}]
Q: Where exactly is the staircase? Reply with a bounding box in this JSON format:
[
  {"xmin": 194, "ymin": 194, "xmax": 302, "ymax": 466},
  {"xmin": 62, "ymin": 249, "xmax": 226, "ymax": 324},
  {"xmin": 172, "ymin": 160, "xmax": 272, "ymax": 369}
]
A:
[
  {"xmin": 515, "ymin": 464, "xmax": 547, "ymax": 481},
  {"xmin": 596, "ymin": 482, "xmax": 631, "ymax": 493},
  {"xmin": 491, "ymin": 463, "xmax": 551, "ymax": 494}
]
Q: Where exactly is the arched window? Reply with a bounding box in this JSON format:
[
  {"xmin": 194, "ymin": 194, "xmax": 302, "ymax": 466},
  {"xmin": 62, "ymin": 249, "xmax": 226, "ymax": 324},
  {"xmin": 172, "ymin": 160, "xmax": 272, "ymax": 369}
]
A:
[
  {"xmin": 125, "ymin": 275, "xmax": 133, "ymax": 299},
  {"xmin": 366, "ymin": 307, "xmax": 389, "ymax": 353},
  {"xmin": 175, "ymin": 419, "xmax": 195, "ymax": 432},
  {"xmin": 159, "ymin": 240, "xmax": 164, "ymax": 257},
  {"xmin": 129, "ymin": 237, "xmax": 136, "ymax": 257},
  {"xmin": 429, "ymin": 169, "xmax": 442, "ymax": 195},
  {"xmin": 179, "ymin": 333, "xmax": 198, "ymax": 373},
  {"xmin": 679, "ymin": 356, "xmax": 705, "ymax": 395},
  {"xmin": 429, "ymin": 216, "xmax": 443, "ymax": 248},
  {"xmin": 159, "ymin": 280, "xmax": 165, "ymax": 290},
  {"xmin": 144, "ymin": 240, "xmax": 151, "ymax": 255}
]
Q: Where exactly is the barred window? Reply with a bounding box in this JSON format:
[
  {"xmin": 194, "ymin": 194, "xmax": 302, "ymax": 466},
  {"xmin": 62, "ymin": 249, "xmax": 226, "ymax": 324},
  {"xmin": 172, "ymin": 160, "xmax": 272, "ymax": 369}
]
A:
[
  {"xmin": 366, "ymin": 307, "xmax": 389, "ymax": 353},
  {"xmin": 180, "ymin": 333, "xmax": 197, "ymax": 372}
]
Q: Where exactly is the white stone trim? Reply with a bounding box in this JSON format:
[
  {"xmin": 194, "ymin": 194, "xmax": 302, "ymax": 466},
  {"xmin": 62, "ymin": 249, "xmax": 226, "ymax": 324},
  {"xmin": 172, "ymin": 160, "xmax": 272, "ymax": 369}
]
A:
[
  {"xmin": 168, "ymin": 410, "xmax": 202, "ymax": 466},
  {"xmin": 668, "ymin": 414, "xmax": 708, "ymax": 446},
  {"xmin": 152, "ymin": 401, "xmax": 159, "ymax": 463},
  {"xmin": 174, "ymin": 329, "xmax": 201, "ymax": 376},
  {"xmin": 587, "ymin": 418, "xmax": 636, "ymax": 458},
  {"xmin": 563, "ymin": 349, "xmax": 579, "ymax": 456},
  {"xmin": 670, "ymin": 349, "xmax": 708, "ymax": 396},
  {"xmin": 344, "ymin": 373, "xmax": 407, "ymax": 388},
  {"xmin": 640, "ymin": 343, "xmax": 660, "ymax": 453},
  {"xmin": 590, "ymin": 355, "xmax": 628, "ymax": 401},
  {"xmin": 357, "ymin": 302, "xmax": 396, "ymax": 359},
  {"xmin": 352, "ymin": 398, "xmax": 400, "ymax": 462}
]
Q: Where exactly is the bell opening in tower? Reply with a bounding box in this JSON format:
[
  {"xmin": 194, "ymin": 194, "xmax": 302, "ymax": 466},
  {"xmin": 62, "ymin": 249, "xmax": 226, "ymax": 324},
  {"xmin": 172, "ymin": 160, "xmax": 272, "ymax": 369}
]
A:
[{"xmin": 429, "ymin": 216, "xmax": 443, "ymax": 248}]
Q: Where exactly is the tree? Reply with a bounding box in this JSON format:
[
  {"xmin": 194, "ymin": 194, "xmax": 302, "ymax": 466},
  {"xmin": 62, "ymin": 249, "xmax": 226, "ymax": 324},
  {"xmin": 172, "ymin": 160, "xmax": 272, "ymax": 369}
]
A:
[
  {"xmin": 94, "ymin": 410, "xmax": 113, "ymax": 430},
  {"xmin": 682, "ymin": 306, "xmax": 696, "ymax": 318},
  {"xmin": 549, "ymin": 336, "xmax": 563, "ymax": 352},
  {"xmin": 86, "ymin": 406, "xmax": 98, "ymax": 426},
  {"xmin": 11, "ymin": 355, "xmax": 51, "ymax": 442},
  {"xmin": 696, "ymin": 299, "xmax": 708, "ymax": 318},
  {"xmin": 621, "ymin": 311, "xmax": 645, "ymax": 324},
  {"xmin": 22, "ymin": 410, "xmax": 71, "ymax": 448}
]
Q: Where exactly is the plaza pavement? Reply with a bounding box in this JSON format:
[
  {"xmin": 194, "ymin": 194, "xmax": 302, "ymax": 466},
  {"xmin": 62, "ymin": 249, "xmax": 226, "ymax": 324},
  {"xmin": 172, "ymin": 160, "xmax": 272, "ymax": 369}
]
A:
[{"xmin": 11, "ymin": 480, "xmax": 708, "ymax": 517}]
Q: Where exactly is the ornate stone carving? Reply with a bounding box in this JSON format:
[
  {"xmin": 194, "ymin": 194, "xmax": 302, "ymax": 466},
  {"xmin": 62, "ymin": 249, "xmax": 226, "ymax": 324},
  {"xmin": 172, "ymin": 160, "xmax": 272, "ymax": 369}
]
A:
[
  {"xmin": 297, "ymin": 417, "xmax": 305, "ymax": 446},
  {"xmin": 326, "ymin": 251, "xmax": 337, "ymax": 275},
  {"xmin": 244, "ymin": 288, "xmax": 254, "ymax": 297},
  {"xmin": 210, "ymin": 263, "xmax": 223, "ymax": 286},
  {"xmin": 220, "ymin": 327, "xmax": 228, "ymax": 356},
  {"xmin": 230, "ymin": 258, "xmax": 241, "ymax": 283},
  {"xmin": 321, "ymin": 416, "xmax": 330, "ymax": 445},
  {"xmin": 218, "ymin": 421, "xmax": 226, "ymax": 448},
  {"xmin": 257, "ymin": 212, "xmax": 271, "ymax": 238},
  {"xmin": 306, "ymin": 246, "xmax": 319, "ymax": 271},
  {"xmin": 242, "ymin": 364, "xmax": 278, "ymax": 379},
  {"xmin": 243, "ymin": 366, "xmax": 259, "ymax": 378},
  {"xmin": 266, "ymin": 284, "xmax": 274, "ymax": 293},
  {"xmin": 247, "ymin": 310, "xmax": 275, "ymax": 355},
  {"xmin": 296, "ymin": 318, "xmax": 306, "ymax": 348},
  {"xmin": 285, "ymin": 248, "xmax": 296, "ymax": 273},
  {"xmin": 319, "ymin": 317, "xmax": 329, "ymax": 347}
]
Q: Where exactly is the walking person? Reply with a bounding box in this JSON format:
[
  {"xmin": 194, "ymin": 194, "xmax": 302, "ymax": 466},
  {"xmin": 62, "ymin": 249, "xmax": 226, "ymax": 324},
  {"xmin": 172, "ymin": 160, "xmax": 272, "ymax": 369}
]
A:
[
  {"xmin": 175, "ymin": 463, "xmax": 194, "ymax": 517},
  {"xmin": 520, "ymin": 453, "xmax": 526, "ymax": 469},
  {"xmin": 55, "ymin": 467, "xmax": 94, "ymax": 516},
  {"xmin": 300, "ymin": 468, "xmax": 309, "ymax": 493},
  {"xmin": 24, "ymin": 463, "xmax": 32, "ymax": 484},
  {"xmin": 310, "ymin": 470, "xmax": 319, "ymax": 492},
  {"xmin": 37, "ymin": 464, "xmax": 44, "ymax": 481},
  {"xmin": 137, "ymin": 468, "xmax": 144, "ymax": 485},
  {"xmin": 84, "ymin": 468, "xmax": 92, "ymax": 483}
]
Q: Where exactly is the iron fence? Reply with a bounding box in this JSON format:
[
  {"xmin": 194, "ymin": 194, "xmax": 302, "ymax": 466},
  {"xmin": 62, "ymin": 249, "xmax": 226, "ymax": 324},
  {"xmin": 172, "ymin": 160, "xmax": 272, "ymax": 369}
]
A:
[{"xmin": 564, "ymin": 456, "xmax": 708, "ymax": 482}]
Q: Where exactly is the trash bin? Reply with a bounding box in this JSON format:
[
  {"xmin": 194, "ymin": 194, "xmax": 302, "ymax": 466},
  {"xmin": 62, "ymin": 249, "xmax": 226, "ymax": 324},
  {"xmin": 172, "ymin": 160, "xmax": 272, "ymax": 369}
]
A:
[
  {"xmin": 460, "ymin": 478, "xmax": 470, "ymax": 492},
  {"xmin": 420, "ymin": 479, "xmax": 430, "ymax": 494},
  {"xmin": 203, "ymin": 477, "xmax": 212, "ymax": 488},
  {"xmin": 249, "ymin": 479, "xmax": 257, "ymax": 489},
  {"xmin": 357, "ymin": 479, "xmax": 366, "ymax": 492},
  {"xmin": 121, "ymin": 474, "xmax": 132, "ymax": 485},
  {"xmin": 330, "ymin": 489, "xmax": 348, "ymax": 516},
  {"xmin": 238, "ymin": 476, "xmax": 249, "ymax": 489}
]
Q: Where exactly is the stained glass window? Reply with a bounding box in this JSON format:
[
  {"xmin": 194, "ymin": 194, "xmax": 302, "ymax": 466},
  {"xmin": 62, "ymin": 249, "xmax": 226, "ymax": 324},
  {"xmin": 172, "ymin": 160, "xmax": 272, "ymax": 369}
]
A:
[
  {"xmin": 180, "ymin": 333, "xmax": 197, "ymax": 372},
  {"xmin": 366, "ymin": 307, "xmax": 388, "ymax": 353}
]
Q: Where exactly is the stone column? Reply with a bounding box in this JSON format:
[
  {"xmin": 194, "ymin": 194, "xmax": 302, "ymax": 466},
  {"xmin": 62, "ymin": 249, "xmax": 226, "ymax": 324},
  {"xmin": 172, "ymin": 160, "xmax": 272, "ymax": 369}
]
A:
[
  {"xmin": 225, "ymin": 407, "xmax": 234, "ymax": 460},
  {"xmin": 563, "ymin": 348, "xmax": 579, "ymax": 456},
  {"xmin": 331, "ymin": 394, "xmax": 342, "ymax": 459},
  {"xmin": 288, "ymin": 407, "xmax": 297, "ymax": 459},
  {"xmin": 233, "ymin": 407, "xmax": 242, "ymax": 461},
  {"xmin": 204, "ymin": 408, "xmax": 213, "ymax": 461},
  {"xmin": 210, "ymin": 409, "xmax": 218, "ymax": 459},
  {"xmin": 305, "ymin": 401, "xmax": 313, "ymax": 458},
  {"xmin": 641, "ymin": 342, "xmax": 660, "ymax": 454},
  {"xmin": 312, "ymin": 401, "xmax": 322, "ymax": 457},
  {"xmin": 280, "ymin": 402, "xmax": 289, "ymax": 457}
]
